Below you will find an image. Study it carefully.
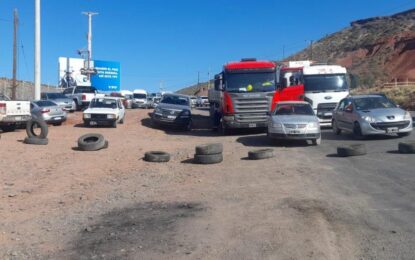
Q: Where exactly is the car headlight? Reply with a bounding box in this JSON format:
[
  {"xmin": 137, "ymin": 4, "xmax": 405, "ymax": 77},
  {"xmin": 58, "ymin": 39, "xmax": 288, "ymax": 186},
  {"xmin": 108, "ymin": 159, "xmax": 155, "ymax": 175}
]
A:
[
  {"xmin": 107, "ymin": 114, "xmax": 116, "ymax": 119},
  {"xmin": 404, "ymin": 111, "xmax": 412, "ymax": 120},
  {"xmin": 272, "ymin": 122, "xmax": 282, "ymax": 128},
  {"xmin": 307, "ymin": 122, "xmax": 319, "ymax": 128},
  {"xmin": 83, "ymin": 113, "xmax": 91, "ymax": 119},
  {"xmin": 361, "ymin": 115, "xmax": 376, "ymax": 123}
]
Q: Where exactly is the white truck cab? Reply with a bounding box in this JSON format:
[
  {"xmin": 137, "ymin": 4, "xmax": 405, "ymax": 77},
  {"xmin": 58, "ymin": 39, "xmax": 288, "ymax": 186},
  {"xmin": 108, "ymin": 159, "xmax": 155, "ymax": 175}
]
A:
[
  {"xmin": 132, "ymin": 89, "xmax": 149, "ymax": 109},
  {"xmin": 302, "ymin": 65, "xmax": 349, "ymax": 127}
]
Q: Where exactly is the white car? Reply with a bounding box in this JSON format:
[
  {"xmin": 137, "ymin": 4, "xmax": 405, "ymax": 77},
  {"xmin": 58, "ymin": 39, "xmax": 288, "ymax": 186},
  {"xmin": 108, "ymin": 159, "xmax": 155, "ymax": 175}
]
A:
[{"xmin": 83, "ymin": 97, "xmax": 125, "ymax": 128}]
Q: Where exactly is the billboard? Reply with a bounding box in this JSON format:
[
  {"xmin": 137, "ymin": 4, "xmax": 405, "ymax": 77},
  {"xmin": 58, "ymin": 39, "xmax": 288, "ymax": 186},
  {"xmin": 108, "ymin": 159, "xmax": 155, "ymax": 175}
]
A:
[
  {"xmin": 91, "ymin": 60, "xmax": 121, "ymax": 92},
  {"xmin": 58, "ymin": 57, "xmax": 121, "ymax": 92}
]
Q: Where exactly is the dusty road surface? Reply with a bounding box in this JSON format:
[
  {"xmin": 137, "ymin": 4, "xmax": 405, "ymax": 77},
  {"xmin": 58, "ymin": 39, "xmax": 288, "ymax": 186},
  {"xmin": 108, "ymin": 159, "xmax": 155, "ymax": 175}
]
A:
[{"xmin": 1, "ymin": 108, "xmax": 415, "ymax": 259}]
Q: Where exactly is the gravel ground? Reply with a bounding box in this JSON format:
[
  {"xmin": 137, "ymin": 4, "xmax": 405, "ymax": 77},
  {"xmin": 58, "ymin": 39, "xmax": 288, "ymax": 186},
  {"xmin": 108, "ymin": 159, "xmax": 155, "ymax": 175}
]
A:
[{"xmin": 1, "ymin": 108, "xmax": 415, "ymax": 259}]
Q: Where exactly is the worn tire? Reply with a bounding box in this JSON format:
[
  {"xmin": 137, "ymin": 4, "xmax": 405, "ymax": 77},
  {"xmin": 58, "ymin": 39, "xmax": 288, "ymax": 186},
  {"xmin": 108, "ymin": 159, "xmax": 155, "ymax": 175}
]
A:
[
  {"xmin": 26, "ymin": 118, "xmax": 48, "ymax": 139},
  {"xmin": 23, "ymin": 137, "xmax": 48, "ymax": 145},
  {"xmin": 194, "ymin": 153, "xmax": 223, "ymax": 164},
  {"xmin": 337, "ymin": 144, "xmax": 367, "ymax": 157},
  {"xmin": 195, "ymin": 143, "xmax": 223, "ymax": 155},
  {"xmin": 398, "ymin": 141, "xmax": 415, "ymax": 154},
  {"xmin": 248, "ymin": 149, "xmax": 274, "ymax": 160},
  {"xmin": 144, "ymin": 151, "xmax": 171, "ymax": 162},
  {"xmin": 77, "ymin": 133, "xmax": 106, "ymax": 151}
]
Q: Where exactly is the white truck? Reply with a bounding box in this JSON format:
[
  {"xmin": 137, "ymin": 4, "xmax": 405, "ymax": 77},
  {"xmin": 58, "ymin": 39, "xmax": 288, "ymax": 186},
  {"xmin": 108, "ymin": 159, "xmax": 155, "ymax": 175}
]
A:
[
  {"xmin": 62, "ymin": 86, "xmax": 105, "ymax": 111},
  {"xmin": 0, "ymin": 94, "xmax": 31, "ymax": 132},
  {"xmin": 132, "ymin": 89, "xmax": 149, "ymax": 108},
  {"xmin": 302, "ymin": 65, "xmax": 349, "ymax": 126}
]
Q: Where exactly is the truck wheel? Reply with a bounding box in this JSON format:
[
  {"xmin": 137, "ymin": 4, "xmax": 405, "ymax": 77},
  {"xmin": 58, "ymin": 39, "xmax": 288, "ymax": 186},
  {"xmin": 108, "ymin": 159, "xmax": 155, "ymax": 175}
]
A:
[
  {"xmin": 26, "ymin": 118, "xmax": 48, "ymax": 139},
  {"xmin": 77, "ymin": 133, "xmax": 106, "ymax": 151},
  {"xmin": 194, "ymin": 153, "xmax": 223, "ymax": 164},
  {"xmin": 24, "ymin": 137, "xmax": 48, "ymax": 145},
  {"xmin": 144, "ymin": 151, "xmax": 171, "ymax": 162},
  {"xmin": 248, "ymin": 149, "xmax": 274, "ymax": 160},
  {"xmin": 398, "ymin": 141, "xmax": 415, "ymax": 154},
  {"xmin": 195, "ymin": 143, "xmax": 223, "ymax": 155},
  {"xmin": 337, "ymin": 144, "xmax": 366, "ymax": 157},
  {"xmin": 0, "ymin": 124, "xmax": 17, "ymax": 132}
]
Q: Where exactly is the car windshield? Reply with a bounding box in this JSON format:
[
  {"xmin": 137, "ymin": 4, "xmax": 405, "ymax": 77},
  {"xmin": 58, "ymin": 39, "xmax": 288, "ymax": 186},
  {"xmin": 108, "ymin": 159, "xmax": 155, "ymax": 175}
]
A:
[
  {"xmin": 225, "ymin": 72, "xmax": 276, "ymax": 93},
  {"xmin": 35, "ymin": 100, "xmax": 57, "ymax": 107},
  {"xmin": 133, "ymin": 93, "xmax": 146, "ymax": 99},
  {"xmin": 161, "ymin": 95, "xmax": 189, "ymax": 106},
  {"xmin": 303, "ymin": 74, "xmax": 348, "ymax": 92},
  {"xmin": 90, "ymin": 98, "xmax": 118, "ymax": 109},
  {"xmin": 274, "ymin": 104, "xmax": 314, "ymax": 115},
  {"xmin": 46, "ymin": 93, "xmax": 67, "ymax": 99},
  {"xmin": 354, "ymin": 97, "xmax": 396, "ymax": 110}
]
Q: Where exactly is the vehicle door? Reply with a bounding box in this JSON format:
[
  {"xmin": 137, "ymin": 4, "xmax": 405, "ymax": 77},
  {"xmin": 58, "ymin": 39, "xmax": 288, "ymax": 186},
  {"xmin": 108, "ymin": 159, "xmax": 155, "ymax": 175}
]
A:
[
  {"xmin": 334, "ymin": 99, "xmax": 347, "ymax": 129},
  {"xmin": 342, "ymin": 99, "xmax": 355, "ymax": 131}
]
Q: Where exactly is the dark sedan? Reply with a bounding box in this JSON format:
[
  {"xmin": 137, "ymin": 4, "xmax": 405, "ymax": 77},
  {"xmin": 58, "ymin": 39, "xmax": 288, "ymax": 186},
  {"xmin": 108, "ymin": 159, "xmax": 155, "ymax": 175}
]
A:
[{"xmin": 151, "ymin": 94, "xmax": 192, "ymax": 130}]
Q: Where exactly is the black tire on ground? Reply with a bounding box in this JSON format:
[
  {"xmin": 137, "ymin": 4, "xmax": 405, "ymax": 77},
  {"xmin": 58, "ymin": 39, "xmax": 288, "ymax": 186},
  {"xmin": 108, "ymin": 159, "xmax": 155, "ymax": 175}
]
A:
[
  {"xmin": 77, "ymin": 133, "xmax": 106, "ymax": 151},
  {"xmin": 194, "ymin": 153, "xmax": 223, "ymax": 164},
  {"xmin": 337, "ymin": 144, "xmax": 367, "ymax": 157},
  {"xmin": 23, "ymin": 137, "xmax": 48, "ymax": 145},
  {"xmin": 0, "ymin": 124, "xmax": 17, "ymax": 132},
  {"xmin": 144, "ymin": 151, "xmax": 171, "ymax": 162},
  {"xmin": 248, "ymin": 149, "xmax": 274, "ymax": 160},
  {"xmin": 398, "ymin": 132, "xmax": 411, "ymax": 138},
  {"xmin": 26, "ymin": 118, "xmax": 48, "ymax": 139},
  {"xmin": 398, "ymin": 141, "xmax": 415, "ymax": 154},
  {"xmin": 195, "ymin": 143, "xmax": 223, "ymax": 155}
]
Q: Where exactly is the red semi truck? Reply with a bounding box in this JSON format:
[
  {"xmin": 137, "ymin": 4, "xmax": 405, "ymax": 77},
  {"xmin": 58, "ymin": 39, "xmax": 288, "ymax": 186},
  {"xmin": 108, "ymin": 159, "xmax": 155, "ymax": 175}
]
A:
[{"xmin": 208, "ymin": 58, "xmax": 303, "ymax": 134}]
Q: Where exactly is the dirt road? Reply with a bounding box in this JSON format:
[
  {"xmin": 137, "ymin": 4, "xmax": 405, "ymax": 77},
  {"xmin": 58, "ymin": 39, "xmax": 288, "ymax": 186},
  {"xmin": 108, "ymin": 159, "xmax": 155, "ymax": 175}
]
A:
[{"xmin": 1, "ymin": 109, "xmax": 415, "ymax": 259}]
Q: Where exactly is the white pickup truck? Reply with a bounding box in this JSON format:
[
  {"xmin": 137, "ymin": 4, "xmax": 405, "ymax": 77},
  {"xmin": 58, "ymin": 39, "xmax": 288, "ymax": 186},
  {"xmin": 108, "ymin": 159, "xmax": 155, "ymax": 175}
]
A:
[
  {"xmin": 63, "ymin": 86, "xmax": 105, "ymax": 111},
  {"xmin": 0, "ymin": 94, "xmax": 31, "ymax": 132}
]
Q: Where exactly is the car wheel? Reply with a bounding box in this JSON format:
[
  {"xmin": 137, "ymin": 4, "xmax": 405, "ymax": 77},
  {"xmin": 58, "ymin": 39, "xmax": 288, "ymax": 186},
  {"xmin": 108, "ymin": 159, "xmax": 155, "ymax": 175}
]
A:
[
  {"xmin": 332, "ymin": 120, "xmax": 341, "ymax": 135},
  {"xmin": 183, "ymin": 120, "xmax": 192, "ymax": 131},
  {"xmin": 120, "ymin": 117, "xmax": 124, "ymax": 124},
  {"xmin": 312, "ymin": 136, "xmax": 321, "ymax": 146},
  {"xmin": 353, "ymin": 122, "xmax": 365, "ymax": 140}
]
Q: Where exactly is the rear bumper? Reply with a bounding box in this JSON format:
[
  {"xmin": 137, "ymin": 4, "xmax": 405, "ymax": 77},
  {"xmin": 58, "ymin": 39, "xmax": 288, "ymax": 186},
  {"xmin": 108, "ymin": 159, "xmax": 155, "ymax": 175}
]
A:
[{"xmin": 0, "ymin": 115, "xmax": 31, "ymax": 125}]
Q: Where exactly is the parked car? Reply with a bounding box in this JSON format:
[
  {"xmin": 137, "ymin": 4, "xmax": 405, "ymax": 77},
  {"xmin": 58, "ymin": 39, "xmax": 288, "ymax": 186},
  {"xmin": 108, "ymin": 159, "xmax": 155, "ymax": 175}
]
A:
[
  {"xmin": 41, "ymin": 92, "xmax": 76, "ymax": 112},
  {"xmin": 62, "ymin": 86, "xmax": 105, "ymax": 111},
  {"xmin": 132, "ymin": 89, "xmax": 149, "ymax": 108},
  {"xmin": 196, "ymin": 96, "xmax": 209, "ymax": 107},
  {"xmin": 0, "ymin": 94, "xmax": 31, "ymax": 132},
  {"xmin": 267, "ymin": 101, "xmax": 321, "ymax": 145},
  {"xmin": 31, "ymin": 100, "xmax": 67, "ymax": 126},
  {"xmin": 109, "ymin": 92, "xmax": 133, "ymax": 109},
  {"xmin": 190, "ymin": 96, "xmax": 197, "ymax": 107},
  {"xmin": 151, "ymin": 93, "xmax": 192, "ymax": 130},
  {"xmin": 332, "ymin": 94, "xmax": 413, "ymax": 138},
  {"xmin": 83, "ymin": 97, "xmax": 125, "ymax": 128}
]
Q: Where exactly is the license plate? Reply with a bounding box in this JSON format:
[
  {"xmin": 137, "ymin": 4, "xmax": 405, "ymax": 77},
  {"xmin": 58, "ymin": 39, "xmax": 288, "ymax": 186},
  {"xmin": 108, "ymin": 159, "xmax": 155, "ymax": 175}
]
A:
[
  {"xmin": 90, "ymin": 121, "xmax": 97, "ymax": 126},
  {"xmin": 386, "ymin": 127, "xmax": 399, "ymax": 133},
  {"xmin": 324, "ymin": 112, "xmax": 332, "ymax": 117},
  {"xmin": 14, "ymin": 116, "xmax": 22, "ymax": 121},
  {"xmin": 54, "ymin": 117, "xmax": 62, "ymax": 120},
  {"xmin": 248, "ymin": 123, "xmax": 256, "ymax": 128},
  {"xmin": 167, "ymin": 115, "xmax": 176, "ymax": 119},
  {"xmin": 289, "ymin": 130, "xmax": 301, "ymax": 134}
]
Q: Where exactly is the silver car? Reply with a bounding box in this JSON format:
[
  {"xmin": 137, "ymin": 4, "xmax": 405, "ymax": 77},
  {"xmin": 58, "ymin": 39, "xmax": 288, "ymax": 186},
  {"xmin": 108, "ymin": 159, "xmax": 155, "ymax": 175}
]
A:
[
  {"xmin": 267, "ymin": 101, "xmax": 321, "ymax": 145},
  {"xmin": 332, "ymin": 95, "xmax": 413, "ymax": 138},
  {"xmin": 41, "ymin": 92, "xmax": 76, "ymax": 112},
  {"xmin": 31, "ymin": 100, "xmax": 67, "ymax": 126}
]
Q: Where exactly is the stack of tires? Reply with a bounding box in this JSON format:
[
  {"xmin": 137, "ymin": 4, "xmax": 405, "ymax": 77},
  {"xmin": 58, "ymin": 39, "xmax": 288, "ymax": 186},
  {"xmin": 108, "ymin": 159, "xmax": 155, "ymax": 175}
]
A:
[
  {"xmin": 24, "ymin": 118, "xmax": 48, "ymax": 145},
  {"xmin": 194, "ymin": 143, "xmax": 223, "ymax": 164}
]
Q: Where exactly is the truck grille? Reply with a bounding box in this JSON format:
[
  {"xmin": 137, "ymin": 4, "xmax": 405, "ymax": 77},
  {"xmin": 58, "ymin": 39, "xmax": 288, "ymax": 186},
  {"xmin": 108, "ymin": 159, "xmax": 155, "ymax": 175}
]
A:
[
  {"xmin": 91, "ymin": 114, "xmax": 107, "ymax": 119},
  {"xmin": 233, "ymin": 97, "xmax": 269, "ymax": 123},
  {"xmin": 316, "ymin": 103, "xmax": 337, "ymax": 119},
  {"xmin": 370, "ymin": 121, "xmax": 410, "ymax": 130}
]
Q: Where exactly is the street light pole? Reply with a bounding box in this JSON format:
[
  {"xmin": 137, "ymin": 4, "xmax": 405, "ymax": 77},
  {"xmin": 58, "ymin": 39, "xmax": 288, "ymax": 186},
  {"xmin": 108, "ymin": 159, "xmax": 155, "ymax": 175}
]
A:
[
  {"xmin": 82, "ymin": 12, "xmax": 98, "ymax": 79},
  {"xmin": 34, "ymin": 0, "xmax": 41, "ymax": 100}
]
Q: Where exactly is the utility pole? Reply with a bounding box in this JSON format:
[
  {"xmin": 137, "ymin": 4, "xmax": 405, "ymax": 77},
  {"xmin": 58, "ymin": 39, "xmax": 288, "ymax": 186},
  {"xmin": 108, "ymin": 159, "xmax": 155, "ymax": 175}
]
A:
[
  {"xmin": 207, "ymin": 70, "xmax": 210, "ymax": 89},
  {"xmin": 82, "ymin": 12, "xmax": 98, "ymax": 80},
  {"xmin": 11, "ymin": 9, "xmax": 18, "ymax": 100},
  {"xmin": 34, "ymin": 0, "xmax": 41, "ymax": 100}
]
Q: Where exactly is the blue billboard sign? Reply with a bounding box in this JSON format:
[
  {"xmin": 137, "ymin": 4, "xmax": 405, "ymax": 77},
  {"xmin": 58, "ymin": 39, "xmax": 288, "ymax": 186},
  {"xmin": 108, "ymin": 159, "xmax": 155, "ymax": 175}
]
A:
[{"xmin": 91, "ymin": 60, "xmax": 121, "ymax": 92}]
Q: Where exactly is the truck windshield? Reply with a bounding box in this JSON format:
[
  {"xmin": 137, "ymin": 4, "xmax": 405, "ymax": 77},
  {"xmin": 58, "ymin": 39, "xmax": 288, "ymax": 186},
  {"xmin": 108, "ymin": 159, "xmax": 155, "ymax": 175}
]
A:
[
  {"xmin": 133, "ymin": 94, "xmax": 146, "ymax": 99},
  {"xmin": 274, "ymin": 104, "xmax": 314, "ymax": 115},
  {"xmin": 303, "ymin": 74, "xmax": 348, "ymax": 92},
  {"xmin": 354, "ymin": 97, "xmax": 396, "ymax": 110},
  {"xmin": 225, "ymin": 72, "xmax": 275, "ymax": 93}
]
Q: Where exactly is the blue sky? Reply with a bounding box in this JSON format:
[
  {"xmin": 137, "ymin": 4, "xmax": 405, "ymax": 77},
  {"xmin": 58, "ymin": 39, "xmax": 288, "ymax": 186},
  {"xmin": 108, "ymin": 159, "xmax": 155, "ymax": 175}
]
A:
[{"xmin": 0, "ymin": 0, "xmax": 414, "ymax": 92}]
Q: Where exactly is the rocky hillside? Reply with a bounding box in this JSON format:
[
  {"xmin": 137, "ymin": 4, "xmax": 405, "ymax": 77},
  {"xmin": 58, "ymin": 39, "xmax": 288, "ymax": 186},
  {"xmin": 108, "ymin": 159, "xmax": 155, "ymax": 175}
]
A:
[
  {"xmin": 289, "ymin": 8, "xmax": 415, "ymax": 87},
  {"xmin": 176, "ymin": 80, "xmax": 213, "ymax": 96}
]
